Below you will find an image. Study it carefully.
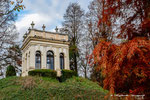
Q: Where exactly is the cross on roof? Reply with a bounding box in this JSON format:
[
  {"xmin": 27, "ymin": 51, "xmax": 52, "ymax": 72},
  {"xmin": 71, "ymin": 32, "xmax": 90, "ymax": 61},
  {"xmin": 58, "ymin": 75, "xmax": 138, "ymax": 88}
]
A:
[
  {"xmin": 42, "ymin": 24, "xmax": 46, "ymax": 31},
  {"xmin": 31, "ymin": 21, "xmax": 35, "ymax": 29},
  {"xmin": 55, "ymin": 26, "xmax": 58, "ymax": 32}
]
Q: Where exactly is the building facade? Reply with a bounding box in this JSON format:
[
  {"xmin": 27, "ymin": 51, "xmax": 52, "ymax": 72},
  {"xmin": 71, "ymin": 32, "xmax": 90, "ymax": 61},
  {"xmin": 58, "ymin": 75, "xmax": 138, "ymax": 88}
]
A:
[{"xmin": 21, "ymin": 22, "xmax": 70, "ymax": 76}]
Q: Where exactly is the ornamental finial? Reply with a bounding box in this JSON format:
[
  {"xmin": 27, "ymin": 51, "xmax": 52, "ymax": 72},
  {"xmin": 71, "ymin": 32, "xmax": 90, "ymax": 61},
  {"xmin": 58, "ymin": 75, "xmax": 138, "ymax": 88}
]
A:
[
  {"xmin": 31, "ymin": 21, "xmax": 35, "ymax": 29},
  {"xmin": 55, "ymin": 26, "xmax": 58, "ymax": 32},
  {"xmin": 42, "ymin": 24, "xmax": 46, "ymax": 31}
]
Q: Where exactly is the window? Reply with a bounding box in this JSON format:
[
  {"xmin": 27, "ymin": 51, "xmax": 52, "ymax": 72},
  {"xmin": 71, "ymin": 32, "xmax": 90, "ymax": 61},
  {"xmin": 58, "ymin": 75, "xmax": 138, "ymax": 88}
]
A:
[
  {"xmin": 47, "ymin": 51, "xmax": 54, "ymax": 70},
  {"xmin": 35, "ymin": 51, "xmax": 41, "ymax": 69},
  {"xmin": 60, "ymin": 53, "xmax": 64, "ymax": 70}
]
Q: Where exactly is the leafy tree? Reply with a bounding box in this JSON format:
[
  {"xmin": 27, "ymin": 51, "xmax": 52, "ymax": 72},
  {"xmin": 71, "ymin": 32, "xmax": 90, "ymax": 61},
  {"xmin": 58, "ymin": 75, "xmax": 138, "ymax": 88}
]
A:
[
  {"xmin": 62, "ymin": 3, "xmax": 84, "ymax": 74},
  {"xmin": 4, "ymin": 45, "xmax": 22, "ymax": 76},
  {"xmin": 84, "ymin": 0, "xmax": 113, "ymax": 84},
  {"xmin": 6, "ymin": 65, "xmax": 16, "ymax": 77},
  {"xmin": 97, "ymin": 0, "xmax": 150, "ymax": 40},
  {"xmin": 78, "ymin": 33, "xmax": 91, "ymax": 78},
  {"xmin": 0, "ymin": 0, "xmax": 24, "ymax": 77},
  {"xmin": 89, "ymin": 0, "xmax": 150, "ymax": 98},
  {"xmin": 90, "ymin": 38, "xmax": 150, "ymax": 96}
]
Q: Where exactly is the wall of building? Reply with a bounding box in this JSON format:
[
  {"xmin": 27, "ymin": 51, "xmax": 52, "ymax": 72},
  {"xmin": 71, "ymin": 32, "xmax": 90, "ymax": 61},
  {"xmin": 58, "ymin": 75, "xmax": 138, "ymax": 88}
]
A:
[{"xmin": 22, "ymin": 30, "xmax": 70, "ymax": 77}]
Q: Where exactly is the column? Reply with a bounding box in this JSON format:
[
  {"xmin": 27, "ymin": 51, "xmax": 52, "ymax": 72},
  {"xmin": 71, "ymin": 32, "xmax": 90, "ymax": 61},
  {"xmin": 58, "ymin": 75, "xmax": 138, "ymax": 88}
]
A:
[
  {"xmin": 42, "ymin": 46, "xmax": 46, "ymax": 69},
  {"xmin": 25, "ymin": 54, "xmax": 27, "ymax": 75},
  {"xmin": 55, "ymin": 47, "xmax": 61, "ymax": 76},
  {"xmin": 22, "ymin": 54, "xmax": 25, "ymax": 76},
  {"xmin": 54, "ymin": 47, "xmax": 59, "ymax": 70},
  {"xmin": 30, "ymin": 46, "xmax": 35, "ymax": 70},
  {"xmin": 26, "ymin": 53, "xmax": 29, "ymax": 75},
  {"xmin": 65, "ymin": 47, "xmax": 70, "ymax": 70},
  {"xmin": 28, "ymin": 52, "xmax": 30, "ymax": 70}
]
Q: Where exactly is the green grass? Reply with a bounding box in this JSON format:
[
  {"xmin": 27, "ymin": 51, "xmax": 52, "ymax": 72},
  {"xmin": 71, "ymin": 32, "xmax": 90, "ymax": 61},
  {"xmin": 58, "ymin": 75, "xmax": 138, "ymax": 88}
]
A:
[{"xmin": 0, "ymin": 76, "xmax": 108, "ymax": 100}]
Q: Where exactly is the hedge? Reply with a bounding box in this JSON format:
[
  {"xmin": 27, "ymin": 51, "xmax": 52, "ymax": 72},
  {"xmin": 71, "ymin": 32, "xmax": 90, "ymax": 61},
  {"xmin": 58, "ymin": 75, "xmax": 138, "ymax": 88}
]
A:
[
  {"xmin": 60, "ymin": 69, "xmax": 77, "ymax": 82},
  {"xmin": 28, "ymin": 69, "xmax": 57, "ymax": 78},
  {"xmin": 6, "ymin": 65, "xmax": 16, "ymax": 77}
]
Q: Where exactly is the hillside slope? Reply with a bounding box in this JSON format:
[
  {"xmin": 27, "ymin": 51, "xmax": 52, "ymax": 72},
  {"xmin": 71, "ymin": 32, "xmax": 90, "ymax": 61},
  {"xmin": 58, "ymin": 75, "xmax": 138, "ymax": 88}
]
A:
[{"xmin": 0, "ymin": 76, "xmax": 108, "ymax": 100}]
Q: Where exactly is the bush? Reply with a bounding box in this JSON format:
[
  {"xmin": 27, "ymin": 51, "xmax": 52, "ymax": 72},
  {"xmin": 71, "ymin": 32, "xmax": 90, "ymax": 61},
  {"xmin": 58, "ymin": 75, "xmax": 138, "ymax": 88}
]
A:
[
  {"xmin": 60, "ymin": 69, "xmax": 77, "ymax": 82},
  {"xmin": 6, "ymin": 65, "xmax": 16, "ymax": 77},
  {"xmin": 28, "ymin": 69, "xmax": 57, "ymax": 78}
]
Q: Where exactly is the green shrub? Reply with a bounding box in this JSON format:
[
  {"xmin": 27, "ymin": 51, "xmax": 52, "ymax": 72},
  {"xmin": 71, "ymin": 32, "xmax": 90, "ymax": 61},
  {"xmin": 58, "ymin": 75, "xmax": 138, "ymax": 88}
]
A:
[
  {"xmin": 60, "ymin": 69, "xmax": 77, "ymax": 82},
  {"xmin": 6, "ymin": 65, "xmax": 16, "ymax": 77},
  {"xmin": 28, "ymin": 69, "xmax": 57, "ymax": 78}
]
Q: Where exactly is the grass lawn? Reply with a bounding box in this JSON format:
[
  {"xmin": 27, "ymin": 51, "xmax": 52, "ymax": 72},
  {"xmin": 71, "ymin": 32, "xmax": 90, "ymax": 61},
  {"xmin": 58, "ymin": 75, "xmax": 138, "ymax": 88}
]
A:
[{"xmin": 0, "ymin": 76, "xmax": 108, "ymax": 100}]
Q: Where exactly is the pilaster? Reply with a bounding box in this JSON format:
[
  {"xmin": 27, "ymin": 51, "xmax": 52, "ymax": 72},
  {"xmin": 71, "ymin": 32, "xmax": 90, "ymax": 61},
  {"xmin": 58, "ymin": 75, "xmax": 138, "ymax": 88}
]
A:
[
  {"xmin": 30, "ymin": 46, "xmax": 35, "ymax": 69},
  {"xmin": 65, "ymin": 47, "xmax": 70, "ymax": 70},
  {"xmin": 42, "ymin": 46, "xmax": 46, "ymax": 69},
  {"xmin": 55, "ymin": 47, "xmax": 61, "ymax": 76}
]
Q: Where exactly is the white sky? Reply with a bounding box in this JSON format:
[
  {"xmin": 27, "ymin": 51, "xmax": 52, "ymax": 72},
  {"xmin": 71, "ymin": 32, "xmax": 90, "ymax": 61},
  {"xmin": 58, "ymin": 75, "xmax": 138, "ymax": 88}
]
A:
[{"xmin": 15, "ymin": 0, "xmax": 92, "ymax": 41}]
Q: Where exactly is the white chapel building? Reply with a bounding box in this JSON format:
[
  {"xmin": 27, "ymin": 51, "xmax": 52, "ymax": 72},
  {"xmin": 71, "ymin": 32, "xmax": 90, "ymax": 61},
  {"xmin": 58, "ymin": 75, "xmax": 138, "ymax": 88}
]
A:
[{"xmin": 21, "ymin": 22, "xmax": 70, "ymax": 76}]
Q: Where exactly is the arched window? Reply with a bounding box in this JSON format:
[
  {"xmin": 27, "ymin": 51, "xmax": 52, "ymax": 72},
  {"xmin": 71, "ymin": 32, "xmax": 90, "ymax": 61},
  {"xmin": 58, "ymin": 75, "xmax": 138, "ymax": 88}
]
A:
[
  {"xmin": 60, "ymin": 53, "xmax": 64, "ymax": 70},
  {"xmin": 47, "ymin": 51, "xmax": 54, "ymax": 70},
  {"xmin": 35, "ymin": 51, "xmax": 41, "ymax": 69}
]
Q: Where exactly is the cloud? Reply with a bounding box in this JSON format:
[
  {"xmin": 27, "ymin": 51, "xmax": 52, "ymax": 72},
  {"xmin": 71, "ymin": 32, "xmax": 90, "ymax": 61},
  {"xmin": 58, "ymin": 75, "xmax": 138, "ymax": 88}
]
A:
[
  {"xmin": 15, "ymin": 13, "xmax": 52, "ymax": 40},
  {"xmin": 15, "ymin": 0, "xmax": 92, "ymax": 41}
]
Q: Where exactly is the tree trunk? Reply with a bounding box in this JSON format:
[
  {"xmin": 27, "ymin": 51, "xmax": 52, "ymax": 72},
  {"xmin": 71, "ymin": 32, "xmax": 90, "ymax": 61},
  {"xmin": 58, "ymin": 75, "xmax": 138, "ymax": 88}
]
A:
[
  {"xmin": 85, "ymin": 67, "xmax": 87, "ymax": 78},
  {"xmin": 74, "ymin": 53, "xmax": 77, "ymax": 75}
]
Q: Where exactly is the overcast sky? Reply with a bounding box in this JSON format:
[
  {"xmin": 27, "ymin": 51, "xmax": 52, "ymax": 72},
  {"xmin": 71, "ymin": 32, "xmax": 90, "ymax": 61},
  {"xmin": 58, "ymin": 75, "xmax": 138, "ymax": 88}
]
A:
[{"xmin": 15, "ymin": 0, "xmax": 92, "ymax": 41}]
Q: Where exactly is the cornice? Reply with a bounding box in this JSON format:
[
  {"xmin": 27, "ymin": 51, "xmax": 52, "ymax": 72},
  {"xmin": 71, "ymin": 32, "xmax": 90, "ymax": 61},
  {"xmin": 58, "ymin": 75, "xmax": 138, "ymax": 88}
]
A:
[
  {"xmin": 32, "ymin": 29, "xmax": 68, "ymax": 36},
  {"xmin": 21, "ymin": 36, "xmax": 69, "ymax": 50}
]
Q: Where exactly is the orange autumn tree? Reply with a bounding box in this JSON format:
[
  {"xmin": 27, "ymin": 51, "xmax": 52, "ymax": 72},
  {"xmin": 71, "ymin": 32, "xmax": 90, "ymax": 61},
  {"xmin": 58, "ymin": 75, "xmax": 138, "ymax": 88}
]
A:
[{"xmin": 89, "ymin": 0, "xmax": 150, "ymax": 97}]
